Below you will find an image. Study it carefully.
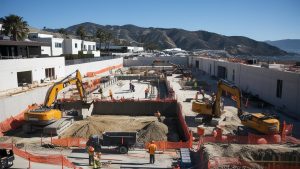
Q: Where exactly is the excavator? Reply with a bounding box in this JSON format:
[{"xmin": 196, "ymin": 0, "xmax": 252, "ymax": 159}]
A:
[
  {"xmin": 23, "ymin": 70, "xmax": 89, "ymax": 135},
  {"xmin": 192, "ymin": 80, "xmax": 280, "ymax": 135}
]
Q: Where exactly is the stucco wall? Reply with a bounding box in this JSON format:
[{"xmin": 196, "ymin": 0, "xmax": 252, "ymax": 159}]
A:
[
  {"xmin": 192, "ymin": 56, "xmax": 300, "ymax": 115},
  {"xmin": 65, "ymin": 57, "xmax": 123, "ymax": 75},
  {"xmin": 0, "ymin": 85, "xmax": 50, "ymax": 120},
  {"xmin": 51, "ymin": 38, "xmax": 64, "ymax": 56},
  {"xmin": 124, "ymin": 56, "xmax": 188, "ymax": 67},
  {"xmin": 0, "ymin": 57, "xmax": 65, "ymax": 91}
]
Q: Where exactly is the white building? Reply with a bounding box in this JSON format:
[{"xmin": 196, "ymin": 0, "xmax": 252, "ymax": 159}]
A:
[
  {"xmin": 190, "ymin": 56, "xmax": 300, "ymax": 116},
  {"xmin": 64, "ymin": 39, "xmax": 100, "ymax": 56},
  {"xmin": 28, "ymin": 33, "xmax": 64, "ymax": 56},
  {"xmin": 28, "ymin": 33, "xmax": 100, "ymax": 57},
  {"xmin": 0, "ymin": 57, "xmax": 65, "ymax": 91},
  {"xmin": 100, "ymin": 45, "xmax": 144, "ymax": 53}
]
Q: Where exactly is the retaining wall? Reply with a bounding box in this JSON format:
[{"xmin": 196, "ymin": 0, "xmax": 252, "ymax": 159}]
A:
[
  {"xmin": 0, "ymin": 86, "xmax": 50, "ymax": 121},
  {"xmin": 124, "ymin": 56, "xmax": 188, "ymax": 67},
  {"xmin": 65, "ymin": 57, "xmax": 123, "ymax": 75}
]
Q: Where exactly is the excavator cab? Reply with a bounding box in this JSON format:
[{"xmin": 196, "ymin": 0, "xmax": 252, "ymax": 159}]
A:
[
  {"xmin": 192, "ymin": 80, "xmax": 239, "ymax": 123},
  {"xmin": 23, "ymin": 70, "xmax": 88, "ymax": 134}
]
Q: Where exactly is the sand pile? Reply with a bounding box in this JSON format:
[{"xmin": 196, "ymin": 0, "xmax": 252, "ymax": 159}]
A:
[
  {"xmin": 137, "ymin": 121, "xmax": 168, "ymax": 144},
  {"xmin": 60, "ymin": 115, "xmax": 166, "ymax": 139}
]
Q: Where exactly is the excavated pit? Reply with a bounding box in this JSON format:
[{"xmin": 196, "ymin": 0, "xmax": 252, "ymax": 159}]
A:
[{"xmin": 60, "ymin": 100, "xmax": 187, "ymax": 144}]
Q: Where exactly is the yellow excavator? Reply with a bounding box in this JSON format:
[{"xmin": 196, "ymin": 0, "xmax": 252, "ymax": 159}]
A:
[
  {"xmin": 23, "ymin": 70, "xmax": 88, "ymax": 135},
  {"xmin": 192, "ymin": 80, "xmax": 280, "ymax": 134}
]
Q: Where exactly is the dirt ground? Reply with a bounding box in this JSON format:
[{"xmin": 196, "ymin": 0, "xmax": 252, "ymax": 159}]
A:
[{"xmin": 60, "ymin": 115, "xmax": 170, "ymax": 143}]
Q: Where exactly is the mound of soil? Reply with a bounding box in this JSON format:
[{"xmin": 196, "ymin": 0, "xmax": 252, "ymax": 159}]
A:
[{"xmin": 137, "ymin": 121, "xmax": 168, "ymax": 144}]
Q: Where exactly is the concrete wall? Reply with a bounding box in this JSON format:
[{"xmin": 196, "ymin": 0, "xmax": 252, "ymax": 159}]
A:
[
  {"xmin": 41, "ymin": 46, "xmax": 51, "ymax": 56},
  {"xmin": 0, "ymin": 57, "xmax": 65, "ymax": 91},
  {"xmin": 124, "ymin": 56, "xmax": 188, "ymax": 67},
  {"xmin": 65, "ymin": 57, "xmax": 123, "ymax": 75},
  {"xmin": 0, "ymin": 85, "xmax": 50, "ymax": 120},
  {"xmin": 191, "ymin": 56, "xmax": 300, "ymax": 115},
  {"xmin": 51, "ymin": 38, "xmax": 64, "ymax": 56},
  {"xmin": 64, "ymin": 39, "xmax": 82, "ymax": 54}
]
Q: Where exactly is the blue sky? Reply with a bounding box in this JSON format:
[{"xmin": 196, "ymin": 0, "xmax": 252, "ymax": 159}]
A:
[{"xmin": 1, "ymin": 0, "xmax": 300, "ymax": 41}]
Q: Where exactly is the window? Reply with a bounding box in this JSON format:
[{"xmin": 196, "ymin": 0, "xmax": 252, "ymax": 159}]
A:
[
  {"xmin": 55, "ymin": 43, "xmax": 62, "ymax": 48},
  {"xmin": 232, "ymin": 69, "xmax": 235, "ymax": 82},
  {"xmin": 276, "ymin": 79, "xmax": 283, "ymax": 98},
  {"xmin": 84, "ymin": 45, "xmax": 86, "ymax": 50},
  {"xmin": 88, "ymin": 45, "xmax": 91, "ymax": 51},
  {"xmin": 93, "ymin": 45, "xmax": 95, "ymax": 50},
  {"xmin": 196, "ymin": 60, "xmax": 199, "ymax": 68},
  {"xmin": 75, "ymin": 43, "xmax": 77, "ymax": 48},
  {"xmin": 45, "ymin": 68, "xmax": 55, "ymax": 80}
]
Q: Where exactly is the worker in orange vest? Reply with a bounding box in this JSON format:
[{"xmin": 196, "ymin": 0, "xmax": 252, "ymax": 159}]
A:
[
  {"xmin": 109, "ymin": 89, "xmax": 113, "ymax": 100},
  {"xmin": 148, "ymin": 141, "xmax": 157, "ymax": 164},
  {"xmin": 87, "ymin": 145, "xmax": 95, "ymax": 166}
]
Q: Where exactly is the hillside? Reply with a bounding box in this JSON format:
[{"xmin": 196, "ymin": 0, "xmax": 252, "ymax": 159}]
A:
[
  {"xmin": 46, "ymin": 22, "xmax": 287, "ymax": 56},
  {"xmin": 265, "ymin": 39, "xmax": 300, "ymax": 54}
]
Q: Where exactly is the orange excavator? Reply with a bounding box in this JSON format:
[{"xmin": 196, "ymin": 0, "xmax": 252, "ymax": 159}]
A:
[
  {"xmin": 192, "ymin": 80, "xmax": 280, "ymax": 134},
  {"xmin": 23, "ymin": 70, "xmax": 89, "ymax": 135}
]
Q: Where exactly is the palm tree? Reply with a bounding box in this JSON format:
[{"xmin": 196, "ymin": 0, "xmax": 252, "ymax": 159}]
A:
[
  {"xmin": 1, "ymin": 14, "xmax": 29, "ymax": 41},
  {"xmin": 76, "ymin": 26, "xmax": 86, "ymax": 40},
  {"xmin": 95, "ymin": 28, "xmax": 106, "ymax": 50},
  {"xmin": 104, "ymin": 32, "xmax": 113, "ymax": 54}
]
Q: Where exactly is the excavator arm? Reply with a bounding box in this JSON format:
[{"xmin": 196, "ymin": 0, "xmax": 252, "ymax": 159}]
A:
[
  {"xmin": 44, "ymin": 70, "xmax": 86, "ymax": 107},
  {"xmin": 213, "ymin": 80, "xmax": 242, "ymax": 117}
]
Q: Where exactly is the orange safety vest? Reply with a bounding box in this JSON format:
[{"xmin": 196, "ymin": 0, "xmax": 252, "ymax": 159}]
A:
[
  {"xmin": 148, "ymin": 143, "xmax": 157, "ymax": 155},
  {"xmin": 88, "ymin": 146, "xmax": 94, "ymax": 155}
]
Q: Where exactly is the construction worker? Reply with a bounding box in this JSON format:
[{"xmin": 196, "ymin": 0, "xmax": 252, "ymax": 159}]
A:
[
  {"xmin": 145, "ymin": 88, "xmax": 149, "ymax": 98},
  {"xmin": 129, "ymin": 82, "xmax": 133, "ymax": 92},
  {"xmin": 98, "ymin": 87, "xmax": 103, "ymax": 99},
  {"xmin": 148, "ymin": 141, "xmax": 157, "ymax": 164},
  {"xmin": 109, "ymin": 89, "xmax": 113, "ymax": 100},
  {"xmin": 87, "ymin": 145, "xmax": 95, "ymax": 166},
  {"xmin": 93, "ymin": 152, "xmax": 102, "ymax": 169},
  {"xmin": 154, "ymin": 110, "xmax": 162, "ymax": 122}
]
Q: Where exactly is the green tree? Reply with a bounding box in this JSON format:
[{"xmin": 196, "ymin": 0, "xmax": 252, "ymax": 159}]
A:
[
  {"xmin": 1, "ymin": 14, "xmax": 29, "ymax": 41},
  {"xmin": 58, "ymin": 28, "xmax": 67, "ymax": 35},
  {"xmin": 95, "ymin": 28, "xmax": 106, "ymax": 50},
  {"xmin": 76, "ymin": 26, "xmax": 86, "ymax": 40}
]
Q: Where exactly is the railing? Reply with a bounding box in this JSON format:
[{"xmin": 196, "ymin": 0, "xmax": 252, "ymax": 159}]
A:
[{"xmin": 65, "ymin": 56, "xmax": 121, "ymax": 65}]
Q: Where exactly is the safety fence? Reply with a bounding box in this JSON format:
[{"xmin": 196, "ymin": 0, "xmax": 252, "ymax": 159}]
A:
[
  {"xmin": 0, "ymin": 143, "xmax": 79, "ymax": 169},
  {"xmin": 200, "ymin": 124, "xmax": 296, "ymax": 145},
  {"xmin": 86, "ymin": 64, "xmax": 123, "ymax": 77},
  {"xmin": 0, "ymin": 104, "xmax": 38, "ymax": 136},
  {"xmin": 51, "ymin": 138, "xmax": 88, "ymax": 148}
]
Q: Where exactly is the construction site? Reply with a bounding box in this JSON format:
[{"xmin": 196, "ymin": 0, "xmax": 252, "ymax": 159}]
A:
[{"xmin": 0, "ymin": 55, "xmax": 300, "ymax": 169}]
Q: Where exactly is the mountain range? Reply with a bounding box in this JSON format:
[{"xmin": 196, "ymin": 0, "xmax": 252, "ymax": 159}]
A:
[
  {"xmin": 46, "ymin": 22, "xmax": 287, "ymax": 56},
  {"xmin": 265, "ymin": 39, "xmax": 300, "ymax": 54}
]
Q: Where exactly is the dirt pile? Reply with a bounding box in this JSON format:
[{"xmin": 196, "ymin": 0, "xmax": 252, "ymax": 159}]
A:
[
  {"xmin": 137, "ymin": 121, "xmax": 168, "ymax": 144},
  {"xmin": 60, "ymin": 115, "xmax": 165, "ymax": 139}
]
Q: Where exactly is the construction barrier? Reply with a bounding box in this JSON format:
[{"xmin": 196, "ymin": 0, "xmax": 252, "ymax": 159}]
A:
[
  {"xmin": 0, "ymin": 143, "xmax": 78, "ymax": 169},
  {"xmin": 86, "ymin": 64, "xmax": 123, "ymax": 77},
  {"xmin": 0, "ymin": 104, "xmax": 38, "ymax": 136},
  {"xmin": 200, "ymin": 123, "xmax": 298, "ymax": 145},
  {"xmin": 51, "ymin": 138, "xmax": 88, "ymax": 148}
]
